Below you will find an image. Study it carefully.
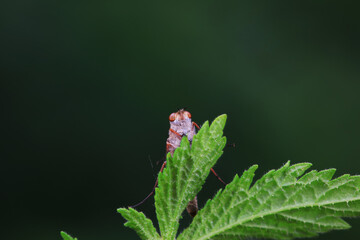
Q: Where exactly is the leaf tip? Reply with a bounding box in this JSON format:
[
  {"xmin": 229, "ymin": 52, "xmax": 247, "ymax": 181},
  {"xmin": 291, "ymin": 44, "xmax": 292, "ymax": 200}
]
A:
[
  {"xmin": 212, "ymin": 114, "xmax": 227, "ymax": 127},
  {"xmin": 289, "ymin": 162, "xmax": 313, "ymax": 177},
  {"xmin": 117, "ymin": 207, "xmax": 127, "ymax": 214},
  {"xmin": 250, "ymin": 164, "xmax": 259, "ymax": 171},
  {"xmin": 180, "ymin": 135, "xmax": 190, "ymax": 147},
  {"xmin": 218, "ymin": 113, "xmax": 227, "ymax": 121},
  {"xmin": 61, "ymin": 231, "xmax": 76, "ymax": 240},
  {"xmin": 318, "ymin": 168, "xmax": 337, "ymax": 181},
  {"xmin": 60, "ymin": 231, "xmax": 67, "ymax": 238}
]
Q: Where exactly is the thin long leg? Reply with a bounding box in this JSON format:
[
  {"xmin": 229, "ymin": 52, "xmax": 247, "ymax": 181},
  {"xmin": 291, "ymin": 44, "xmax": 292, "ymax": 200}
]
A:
[
  {"xmin": 166, "ymin": 142, "xmax": 176, "ymax": 153},
  {"xmin": 193, "ymin": 121, "xmax": 226, "ymax": 185},
  {"xmin": 129, "ymin": 161, "xmax": 167, "ymax": 208},
  {"xmin": 170, "ymin": 128, "xmax": 182, "ymax": 138},
  {"xmin": 210, "ymin": 167, "xmax": 227, "ymax": 185},
  {"xmin": 193, "ymin": 122, "xmax": 200, "ymax": 130}
]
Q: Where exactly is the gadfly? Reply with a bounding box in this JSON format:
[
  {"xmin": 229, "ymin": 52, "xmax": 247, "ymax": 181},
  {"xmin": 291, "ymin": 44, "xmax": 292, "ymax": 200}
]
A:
[{"xmin": 130, "ymin": 109, "xmax": 226, "ymax": 217}]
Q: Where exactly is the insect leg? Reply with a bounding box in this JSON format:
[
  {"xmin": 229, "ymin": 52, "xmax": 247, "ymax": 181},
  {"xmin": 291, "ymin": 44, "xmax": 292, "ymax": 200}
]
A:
[
  {"xmin": 129, "ymin": 161, "xmax": 167, "ymax": 208},
  {"xmin": 210, "ymin": 167, "xmax": 227, "ymax": 185},
  {"xmin": 170, "ymin": 128, "xmax": 182, "ymax": 138},
  {"xmin": 192, "ymin": 122, "xmax": 200, "ymax": 130}
]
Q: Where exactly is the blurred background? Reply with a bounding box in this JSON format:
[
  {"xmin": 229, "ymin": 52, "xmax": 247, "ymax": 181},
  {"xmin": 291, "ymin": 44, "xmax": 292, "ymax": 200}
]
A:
[{"xmin": 1, "ymin": 1, "xmax": 360, "ymax": 239}]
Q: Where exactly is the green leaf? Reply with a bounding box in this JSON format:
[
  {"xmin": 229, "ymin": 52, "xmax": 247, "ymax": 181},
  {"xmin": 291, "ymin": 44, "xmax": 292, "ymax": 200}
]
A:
[
  {"xmin": 155, "ymin": 114, "xmax": 227, "ymax": 239},
  {"xmin": 117, "ymin": 208, "xmax": 161, "ymax": 240},
  {"xmin": 178, "ymin": 161, "xmax": 360, "ymax": 240},
  {"xmin": 60, "ymin": 231, "xmax": 77, "ymax": 240}
]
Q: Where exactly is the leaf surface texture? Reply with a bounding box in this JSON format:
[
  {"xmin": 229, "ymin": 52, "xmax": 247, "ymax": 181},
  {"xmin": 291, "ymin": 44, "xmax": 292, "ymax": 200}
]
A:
[
  {"xmin": 178, "ymin": 162, "xmax": 360, "ymax": 240},
  {"xmin": 155, "ymin": 115, "xmax": 227, "ymax": 239}
]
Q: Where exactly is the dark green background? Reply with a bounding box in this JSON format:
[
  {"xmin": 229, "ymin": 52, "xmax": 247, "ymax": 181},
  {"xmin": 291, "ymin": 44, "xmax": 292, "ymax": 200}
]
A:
[{"xmin": 2, "ymin": 1, "xmax": 360, "ymax": 239}]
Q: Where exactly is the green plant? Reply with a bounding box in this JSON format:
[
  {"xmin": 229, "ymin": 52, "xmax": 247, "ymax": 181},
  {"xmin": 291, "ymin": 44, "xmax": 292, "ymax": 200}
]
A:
[
  {"xmin": 60, "ymin": 231, "xmax": 77, "ymax": 240},
  {"xmin": 62, "ymin": 114, "xmax": 360, "ymax": 240}
]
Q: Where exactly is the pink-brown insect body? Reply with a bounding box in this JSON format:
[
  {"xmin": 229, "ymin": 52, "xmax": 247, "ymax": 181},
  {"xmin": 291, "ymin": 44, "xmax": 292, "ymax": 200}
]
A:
[
  {"xmin": 166, "ymin": 109, "xmax": 196, "ymax": 155},
  {"xmin": 129, "ymin": 109, "xmax": 224, "ymax": 215},
  {"xmin": 166, "ymin": 109, "xmax": 198, "ymax": 217}
]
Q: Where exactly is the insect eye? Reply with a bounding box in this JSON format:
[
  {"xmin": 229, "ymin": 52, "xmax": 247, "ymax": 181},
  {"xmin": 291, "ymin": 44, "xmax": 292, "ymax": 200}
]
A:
[
  {"xmin": 186, "ymin": 111, "xmax": 191, "ymax": 118},
  {"xmin": 169, "ymin": 113, "xmax": 176, "ymax": 121}
]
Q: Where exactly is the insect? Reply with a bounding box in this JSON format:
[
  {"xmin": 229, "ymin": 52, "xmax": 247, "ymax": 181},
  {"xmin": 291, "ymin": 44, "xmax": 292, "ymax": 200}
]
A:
[{"xmin": 130, "ymin": 109, "xmax": 226, "ymax": 217}]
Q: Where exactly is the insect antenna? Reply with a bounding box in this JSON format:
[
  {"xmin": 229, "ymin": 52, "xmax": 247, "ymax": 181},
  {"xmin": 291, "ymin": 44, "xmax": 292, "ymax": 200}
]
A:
[
  {"xmin": 129, "ymin": 179, "xmax": 158, "ymax": 208},
  {"xmin": 148, "ymin": 155, "xmax": 156, "ymax": 180},
  {"xmin": 226, "ymin": 143, "xmax": 236, "ymax": 148},
  {"xmin": 129, "ymin": 161, "xmax": 167, "ymax": 208},
  {"xmin": 176, "ymin": 106, "xmax": 189, "ymax": 112}
]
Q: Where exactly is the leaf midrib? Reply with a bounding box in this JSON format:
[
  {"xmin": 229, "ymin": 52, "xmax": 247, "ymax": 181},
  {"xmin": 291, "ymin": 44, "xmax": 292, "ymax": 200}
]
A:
[
  {"xmin": 164, "ymin": 149, "xmax": 196, "ymax": 238},
  {"xmin": 196, "ymin": 197, "xmax": 360, "ymax": 240},
  {"xmin": 166, "ymin": 136, "xmax": 219, "ymax": 238}
]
